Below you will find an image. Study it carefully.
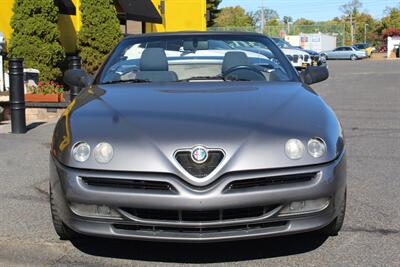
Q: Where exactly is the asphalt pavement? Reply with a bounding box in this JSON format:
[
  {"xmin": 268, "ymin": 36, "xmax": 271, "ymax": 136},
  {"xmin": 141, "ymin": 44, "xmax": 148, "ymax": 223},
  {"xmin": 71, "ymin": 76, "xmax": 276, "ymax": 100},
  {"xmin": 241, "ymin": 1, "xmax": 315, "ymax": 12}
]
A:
[{"xmin": 0, "ymin": 60, "xmax": 399, "ymax": 267}]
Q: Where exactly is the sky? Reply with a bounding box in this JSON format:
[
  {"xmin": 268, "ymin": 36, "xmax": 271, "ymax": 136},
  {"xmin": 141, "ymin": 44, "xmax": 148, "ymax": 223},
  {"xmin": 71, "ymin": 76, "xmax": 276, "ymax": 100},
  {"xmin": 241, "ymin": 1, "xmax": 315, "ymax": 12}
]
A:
[{"xmin": 219, "ymin": 0, "xmax": 400, "ymax": 21}]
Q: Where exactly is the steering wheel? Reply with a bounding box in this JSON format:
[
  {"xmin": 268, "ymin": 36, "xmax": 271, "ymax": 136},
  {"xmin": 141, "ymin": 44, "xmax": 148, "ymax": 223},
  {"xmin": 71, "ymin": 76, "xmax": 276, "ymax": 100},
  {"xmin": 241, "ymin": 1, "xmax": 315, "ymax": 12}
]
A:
[{"xmin": 223, "ymin": 65, "xmax": 266, "ymax": 81}]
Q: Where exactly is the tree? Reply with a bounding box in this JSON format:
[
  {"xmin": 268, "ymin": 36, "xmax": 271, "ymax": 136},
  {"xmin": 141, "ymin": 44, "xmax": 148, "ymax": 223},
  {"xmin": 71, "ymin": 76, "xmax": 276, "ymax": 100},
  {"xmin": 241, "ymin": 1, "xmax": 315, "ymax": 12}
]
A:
[
  {"xmin": 340, "ymin": 0, "xmax": 363, "ymax": 17},
  {"xmin": 283, "ymin": 16, "xmax": 293, "ymax": 25},
  {"xmin": 249, "ymin": 8, "xmax": 279, "ymax": 29},
  {"xmin": 340, "ymin": 0, "xmax": 363, "ymax": 44},
  {"xmin": 294, "ymin": 18, "xmax": 315, "ymax": 26},
  {"xmin": 207, "ymin": 0, "xmax": 222, "ymax": 27},
  {"xmin": 381, "ymin": 7, "xmax": 400, "ymax": 29},
  {"xmin": 9, "ymin": 0, "xmax": 65, "ymax": 81},
  {"xmin": 78, "ymin": 0, "xmax": 122, "ymax": 74},
  {"xmin": 213, "ymin": 6, "xmax": 253, "ymax": 28}
]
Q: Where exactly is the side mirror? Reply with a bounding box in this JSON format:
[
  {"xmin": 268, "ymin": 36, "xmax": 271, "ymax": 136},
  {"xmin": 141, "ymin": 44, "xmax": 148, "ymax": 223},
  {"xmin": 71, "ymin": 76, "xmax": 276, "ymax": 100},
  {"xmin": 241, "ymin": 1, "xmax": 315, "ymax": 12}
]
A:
[
  {"xmin": 300, "ymin": 66, "xmax": 329, "ymax": 85},
  {"xmin": 63, "ymin": 69, "xmax": 92, "ymax": 89}
]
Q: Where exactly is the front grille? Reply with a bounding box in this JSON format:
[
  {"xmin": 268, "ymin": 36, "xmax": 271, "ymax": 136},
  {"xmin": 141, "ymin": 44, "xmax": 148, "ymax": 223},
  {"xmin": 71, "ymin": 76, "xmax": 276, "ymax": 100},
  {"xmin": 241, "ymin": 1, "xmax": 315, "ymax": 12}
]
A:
[
  {"xmin": 175, "ymin": 151, "xmax": 224, "ymax": 178},
  {"xmin": 113, "ymin": 221, "xmax": 287, "ymax": 234},
  {"xmin": 81, "ymin": 177, "xmax": 177, "ymax": 193},
  {"xmin": 304, "ymin": 55, "xmax": 310, "ymax": 61},
  {"xmin": 120, "ymin": 205, "xmax": 279, "ymax": 222},
  {"xmin": 311, "ymin": 55, "xmax": 319, "ymax": 61},
  {"xmin": 225, "ymin": 172, "xmax": 317, "ymax": 192},
  {"xmin": 293, "ymin": 55, "xmax": 299, "ymax": 63}
]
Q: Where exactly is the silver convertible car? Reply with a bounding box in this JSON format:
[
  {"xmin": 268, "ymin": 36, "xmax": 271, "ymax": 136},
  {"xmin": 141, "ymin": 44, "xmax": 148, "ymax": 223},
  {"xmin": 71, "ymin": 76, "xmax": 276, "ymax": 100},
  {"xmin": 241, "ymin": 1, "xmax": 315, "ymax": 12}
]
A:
[{"xmin": 50, "ymin": 32, "xmax": 346, "ymax": 243}]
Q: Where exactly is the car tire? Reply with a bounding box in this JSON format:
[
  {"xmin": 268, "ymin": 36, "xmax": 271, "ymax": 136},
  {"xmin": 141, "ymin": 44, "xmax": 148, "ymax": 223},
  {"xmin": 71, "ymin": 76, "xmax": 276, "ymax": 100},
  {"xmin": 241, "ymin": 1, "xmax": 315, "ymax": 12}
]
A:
[
  {"xmin": 350, "ymin": 54, "xmax": 358, "ymax": 61},
  {"xmin": 49, "ymin": 184, "xmax": 79, "ymax": 240},
  {"xmin": 320, "ymin": 189, "xmax": 347, "ymax": 236}
]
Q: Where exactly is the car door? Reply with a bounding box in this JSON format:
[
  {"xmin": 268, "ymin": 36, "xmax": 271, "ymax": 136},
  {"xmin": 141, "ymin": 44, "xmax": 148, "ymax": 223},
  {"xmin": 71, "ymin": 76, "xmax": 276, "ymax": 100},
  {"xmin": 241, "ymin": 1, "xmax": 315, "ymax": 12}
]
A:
[
  {"xmin": 331, "ymin": 47, "xmax": 343, "ymax": 59},
  {"xmin": 343, "ymin": 47, "xmax": 354, "ymax": 59}
]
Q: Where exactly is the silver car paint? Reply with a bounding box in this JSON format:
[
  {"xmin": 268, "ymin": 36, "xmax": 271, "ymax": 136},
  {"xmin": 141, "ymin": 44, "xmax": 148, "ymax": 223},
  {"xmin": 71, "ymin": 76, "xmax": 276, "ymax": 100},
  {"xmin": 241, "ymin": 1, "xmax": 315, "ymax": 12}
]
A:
[{"xmin": 53, "ymin": 82, "xmax": 343, "ymax": 187}]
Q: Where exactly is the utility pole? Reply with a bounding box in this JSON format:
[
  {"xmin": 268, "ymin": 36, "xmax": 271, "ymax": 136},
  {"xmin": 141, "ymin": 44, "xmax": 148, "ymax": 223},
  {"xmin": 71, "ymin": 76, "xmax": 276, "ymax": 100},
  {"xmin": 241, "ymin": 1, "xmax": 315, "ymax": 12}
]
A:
[
  {"xmin": 364, "ymin": 23, "xmax": 368, "ymax": 43},
  {"xmin": 260, "ymin": 0, "xmax": 265, "ymax": 34},
  {"xmin": 350, "ymin": 12, "xmax": 354, "ymax": 45}
]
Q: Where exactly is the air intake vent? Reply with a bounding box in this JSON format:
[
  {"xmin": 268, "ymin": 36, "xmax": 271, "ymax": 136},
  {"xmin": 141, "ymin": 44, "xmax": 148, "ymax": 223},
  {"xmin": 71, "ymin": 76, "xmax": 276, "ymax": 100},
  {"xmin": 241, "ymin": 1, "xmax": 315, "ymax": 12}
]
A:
[
  {"xmin": 225, "ymin": 172, "xmax": 317, "ymax": 192},
  {"xmin": 120, "ymin": 205, "xmax": 279, "ymax": 223},
  {"xmin": 175, "ymin": 151, "xmax": 224, "ymax": 178},
  {"xmin": 81, "ymin": 177, "xmax": 177, "ymax": 193}
]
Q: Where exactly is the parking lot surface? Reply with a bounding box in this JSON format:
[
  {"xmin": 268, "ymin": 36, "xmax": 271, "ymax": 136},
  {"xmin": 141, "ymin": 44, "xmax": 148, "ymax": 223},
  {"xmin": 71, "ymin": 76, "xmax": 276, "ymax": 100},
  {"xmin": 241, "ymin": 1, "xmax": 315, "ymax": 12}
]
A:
[{"xmin": 0, "ymin": 60, "xmax": 399, "ymax": 267}]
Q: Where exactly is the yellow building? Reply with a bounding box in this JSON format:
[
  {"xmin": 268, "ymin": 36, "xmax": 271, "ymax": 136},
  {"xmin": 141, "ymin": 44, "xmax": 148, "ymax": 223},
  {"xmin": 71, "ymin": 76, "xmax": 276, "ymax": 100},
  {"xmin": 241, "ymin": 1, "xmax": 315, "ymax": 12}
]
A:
[{"xmin": 0, "ymin": 0, "xmax": 207, "ymax": 53}]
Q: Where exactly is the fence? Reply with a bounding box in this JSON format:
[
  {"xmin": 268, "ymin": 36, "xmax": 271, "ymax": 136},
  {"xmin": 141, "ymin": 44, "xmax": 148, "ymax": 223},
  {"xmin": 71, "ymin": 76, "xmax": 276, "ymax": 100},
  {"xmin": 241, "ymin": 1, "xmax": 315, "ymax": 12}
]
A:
[{"xmin": 208, "ymin": 24, "xmax": 347, "ymax": 47}]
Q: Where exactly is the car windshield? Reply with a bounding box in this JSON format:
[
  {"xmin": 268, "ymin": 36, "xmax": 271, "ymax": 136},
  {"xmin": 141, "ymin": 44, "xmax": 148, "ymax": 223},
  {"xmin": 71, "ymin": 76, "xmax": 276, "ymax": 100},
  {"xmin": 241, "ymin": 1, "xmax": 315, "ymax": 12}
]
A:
[
  {"xmin": 355, "ymin": 44, "xmax": 368, "ymax": 49},
  {"xmin": 97, "ymin": 34, "xmax": 297, "ymax": 84},
  {"xmin": 271, "ymin": 38, "xmax": 294, "ymax": 49}
]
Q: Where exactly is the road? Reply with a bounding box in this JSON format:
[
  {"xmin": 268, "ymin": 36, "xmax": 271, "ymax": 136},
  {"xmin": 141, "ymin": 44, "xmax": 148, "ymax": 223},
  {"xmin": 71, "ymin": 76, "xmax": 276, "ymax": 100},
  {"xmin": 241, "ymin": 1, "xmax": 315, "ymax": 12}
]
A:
[{"xmin": 0, "ymin": 60, "xmax": 399, "ymax": 267}]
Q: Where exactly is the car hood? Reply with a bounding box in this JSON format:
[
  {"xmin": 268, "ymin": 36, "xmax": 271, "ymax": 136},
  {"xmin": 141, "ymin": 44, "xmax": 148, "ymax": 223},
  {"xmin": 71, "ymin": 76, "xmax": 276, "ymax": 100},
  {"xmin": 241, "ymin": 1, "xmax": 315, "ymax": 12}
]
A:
[
  {"xmin": 53, "ymin": 82, "xmax": 343, "ymax": 185},
  {"xmin": 281, "ymin": 48, "xmax": 309, "ymax": 56}
]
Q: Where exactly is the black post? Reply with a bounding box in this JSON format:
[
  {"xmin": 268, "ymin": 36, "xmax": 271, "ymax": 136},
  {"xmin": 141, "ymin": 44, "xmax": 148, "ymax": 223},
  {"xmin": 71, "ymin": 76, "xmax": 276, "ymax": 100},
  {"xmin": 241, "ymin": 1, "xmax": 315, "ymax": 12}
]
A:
[
  {"xmin": 68, "ymin": 56, "xmax": 82, "ymax": 101},
  {"xmin": 9, "ymin": 58, "xmax": 26, "ymax": 134}
]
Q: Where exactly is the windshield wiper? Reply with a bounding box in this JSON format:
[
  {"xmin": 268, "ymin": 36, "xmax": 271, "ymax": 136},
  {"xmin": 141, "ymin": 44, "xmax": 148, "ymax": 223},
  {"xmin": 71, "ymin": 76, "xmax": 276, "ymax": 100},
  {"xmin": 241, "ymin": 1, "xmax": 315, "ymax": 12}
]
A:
[
  {"xmin": 101, "ymin": 78, "xmax": 150, "ymax": 85},
  {"xmin": 178, "ymin": 75, "xmax": 225, "ymax": 82}
]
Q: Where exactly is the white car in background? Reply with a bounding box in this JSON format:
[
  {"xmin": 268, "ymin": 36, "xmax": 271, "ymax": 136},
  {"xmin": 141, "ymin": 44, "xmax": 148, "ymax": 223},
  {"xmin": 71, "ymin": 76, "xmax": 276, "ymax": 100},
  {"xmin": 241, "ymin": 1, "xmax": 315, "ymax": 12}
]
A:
[{"xmin": 271, "ymin": 38, "xmax": 312, "ymax": 69}]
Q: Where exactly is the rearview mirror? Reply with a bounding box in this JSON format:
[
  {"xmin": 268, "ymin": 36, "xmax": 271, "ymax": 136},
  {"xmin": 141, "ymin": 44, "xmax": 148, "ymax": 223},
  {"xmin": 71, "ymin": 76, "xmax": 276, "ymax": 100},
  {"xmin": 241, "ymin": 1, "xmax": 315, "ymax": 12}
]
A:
[
  {"xmin": 63, "ymin": 69, "xmax": 92, "ymax": 89},
  {"xmin": 300, "ymin": 66, "xmax": 329, "ymax": 85}
]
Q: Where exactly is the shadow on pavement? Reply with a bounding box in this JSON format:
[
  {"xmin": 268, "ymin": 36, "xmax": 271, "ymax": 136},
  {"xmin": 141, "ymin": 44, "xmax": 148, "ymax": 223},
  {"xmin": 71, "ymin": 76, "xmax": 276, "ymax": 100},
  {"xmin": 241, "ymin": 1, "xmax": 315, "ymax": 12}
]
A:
[
  {"xmin": 26, "ymin": 121, "xmax": 47, "ymax": 131},
  {"xmin": 71, "ymin": 233, "xmax": 328, "ymax": 263}
]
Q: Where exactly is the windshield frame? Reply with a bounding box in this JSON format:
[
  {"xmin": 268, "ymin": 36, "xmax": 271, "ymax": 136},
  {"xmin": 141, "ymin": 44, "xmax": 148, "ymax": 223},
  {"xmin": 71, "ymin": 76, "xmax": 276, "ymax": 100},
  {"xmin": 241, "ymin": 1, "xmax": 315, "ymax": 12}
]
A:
[{"xmin": 94, "ymin": 32, "xmax": 300, "ymax": 85}]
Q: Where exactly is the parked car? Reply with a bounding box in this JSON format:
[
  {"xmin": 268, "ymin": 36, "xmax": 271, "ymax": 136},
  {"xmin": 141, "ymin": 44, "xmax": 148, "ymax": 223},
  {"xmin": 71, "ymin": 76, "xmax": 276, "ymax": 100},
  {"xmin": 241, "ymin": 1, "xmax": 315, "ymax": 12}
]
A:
[
  {"xmin": 271, "ymin": 37, "xmax": 313, "ymax": 69},
  {"xmin": 50, "ymin": 32, "xmax": 346, "ymax": 243},
  {"xmin": 320, "ymin": 46, "xmax": 368, "ymax": 61},
  {"xmin": 354, "ymin": 43, "xmax": 374, "ymax": 57}
]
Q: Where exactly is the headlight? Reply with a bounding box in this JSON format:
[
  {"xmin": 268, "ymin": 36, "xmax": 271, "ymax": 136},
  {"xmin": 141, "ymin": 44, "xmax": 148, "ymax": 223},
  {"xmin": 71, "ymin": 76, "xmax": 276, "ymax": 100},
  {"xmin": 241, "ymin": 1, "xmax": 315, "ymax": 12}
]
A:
[
  {"xmin": 72, "ymin": 142, "xmax": 91, "ymax": 162},
  {"xmin": 307, "ymin": 138, "xmax": 327, "ymax": 158},
  {"xmin": 94, "ymin": 142, "xmax": 114, "ymax": 163},
  {"xmin": 285, "ymin": 139, "xmax": 305, "ymax": 160}
]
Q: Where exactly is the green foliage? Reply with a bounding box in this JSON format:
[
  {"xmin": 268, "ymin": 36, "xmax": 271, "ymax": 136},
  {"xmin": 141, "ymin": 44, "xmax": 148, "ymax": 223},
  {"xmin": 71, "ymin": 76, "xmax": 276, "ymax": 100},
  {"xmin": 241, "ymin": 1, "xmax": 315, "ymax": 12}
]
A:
[
  {"xmin": 294, "ymin": 18, "xmax": 315, "ymax": 26},
  {"xmin": 340, "ymin": 0, "xmax": 363, "ymax": 17},
  {"xmin": 213, "ymin": 6, "xmax": 253, "ymax": 27},
  {"xmin": 78, "ymin": 0, "xmax": 122, "ymax": 74},
  {"xmin": 206, "ymin": 0, "xmax": 222, "ymax": 27},
  {"xmin": 28, "ymin": 81, "xmax": 64, "ymax": 95},
  {"xmin": 249, "ymin": 8, "xmax": 279, "ymax": 27},
  {"xmin": 381, "ymin": 7, "xmax": 400, "ymax": 29},
  {"xmin": 9, "ymin": 0, "xmax": 65, "ymax": 81}
]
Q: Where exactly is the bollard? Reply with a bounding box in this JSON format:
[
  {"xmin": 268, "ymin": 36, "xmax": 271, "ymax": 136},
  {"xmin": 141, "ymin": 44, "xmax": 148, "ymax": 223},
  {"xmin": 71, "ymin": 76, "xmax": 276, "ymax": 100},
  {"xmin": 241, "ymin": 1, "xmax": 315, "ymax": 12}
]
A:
[
  {"xmin": 68, "ymin": 56, "xmax": 82, "ymax": 101},
  {"xmin": 9, "ymin": 58, "xmax": 26, "ymax": 134}
]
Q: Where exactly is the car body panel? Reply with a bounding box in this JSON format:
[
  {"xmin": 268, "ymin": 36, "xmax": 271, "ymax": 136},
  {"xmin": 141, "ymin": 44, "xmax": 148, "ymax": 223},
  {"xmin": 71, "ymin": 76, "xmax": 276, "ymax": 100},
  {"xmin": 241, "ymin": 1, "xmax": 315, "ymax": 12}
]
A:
[
  {"xmin": 53, "ymin": 82, "xmax": 343, "ymax": 187},
  {"xmin": 50, "ymin": 32, "xmax": 346, "ymax": 242},
  {"xmin": 321, "ymin": 46, "xmax": 368, "ymax": 60}
]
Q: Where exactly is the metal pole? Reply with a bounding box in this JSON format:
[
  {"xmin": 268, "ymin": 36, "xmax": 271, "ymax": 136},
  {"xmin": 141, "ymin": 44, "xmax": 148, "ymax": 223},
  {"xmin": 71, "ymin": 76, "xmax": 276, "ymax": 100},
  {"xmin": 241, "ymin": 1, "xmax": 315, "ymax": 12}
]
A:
[
  {"xmin": 364, "ymin": 24, "xmax": 368, "ymax": 44},
  {"xmin": 68, "ymin": 56, "xmax": 82, "ymax": 101},
  {"xmin": 260, "ymin": 0, "xmax": 265, "ymax": 34},
  {"xmin": 350, "ymin": 13, "xmax": 354, "ymax": 45},
  {"xmin": 9, "ymin": 58, "xmax": 26, "ymax": 134}
]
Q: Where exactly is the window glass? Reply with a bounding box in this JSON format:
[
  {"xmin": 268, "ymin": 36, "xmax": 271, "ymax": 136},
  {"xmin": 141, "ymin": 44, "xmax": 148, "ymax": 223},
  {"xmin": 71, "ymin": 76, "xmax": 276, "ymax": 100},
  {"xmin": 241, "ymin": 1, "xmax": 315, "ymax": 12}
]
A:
[{"xmin": 98, "ymin": 35, "xmax": 297, "ymax": 84}]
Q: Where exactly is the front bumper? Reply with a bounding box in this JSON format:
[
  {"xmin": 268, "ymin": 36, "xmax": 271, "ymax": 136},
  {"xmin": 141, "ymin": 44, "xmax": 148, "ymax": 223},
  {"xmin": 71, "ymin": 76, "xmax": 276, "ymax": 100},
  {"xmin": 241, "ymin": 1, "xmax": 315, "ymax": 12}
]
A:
[{"xmin": 50, "ymin": 152, "xmax": 346, "ymax": 242}]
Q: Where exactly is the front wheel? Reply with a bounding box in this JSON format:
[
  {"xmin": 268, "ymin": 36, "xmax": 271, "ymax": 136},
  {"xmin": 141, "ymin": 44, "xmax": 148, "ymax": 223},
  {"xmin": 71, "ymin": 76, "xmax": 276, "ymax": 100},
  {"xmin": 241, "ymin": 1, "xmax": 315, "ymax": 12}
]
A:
[
  {"xmin": 320, "ymin": 189, "xmax": 346, "ymax": 236},
  {"xmin": 50, "ymin": 184, "xmax": 80, "ymax": 240},
  {"xmin": 350, "ymin": 54, "xmax": 358, "ymax": 61},
  {"xmin": 320, "ymin": 54, "xmax": 328, "ymax": 61}
]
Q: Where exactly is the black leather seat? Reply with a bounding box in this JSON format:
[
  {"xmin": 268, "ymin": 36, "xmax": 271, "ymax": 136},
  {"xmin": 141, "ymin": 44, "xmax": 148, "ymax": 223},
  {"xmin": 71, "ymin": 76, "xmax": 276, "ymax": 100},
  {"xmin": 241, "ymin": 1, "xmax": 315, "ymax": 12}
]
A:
[
  {"xmin": 136, "ymin": 48, "xmax": 178, "ymax": 82},
  {"xmin": 222, "ymin": 51, "xmax": 265, "ymax": 81}
]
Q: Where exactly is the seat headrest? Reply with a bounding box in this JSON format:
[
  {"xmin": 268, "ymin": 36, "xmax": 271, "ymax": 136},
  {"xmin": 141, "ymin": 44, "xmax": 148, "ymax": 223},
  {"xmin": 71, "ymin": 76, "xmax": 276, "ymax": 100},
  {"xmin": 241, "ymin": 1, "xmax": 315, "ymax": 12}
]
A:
[
  {"xmin": 222, "ymin": 51, "xmax": 249, "ymax": 74},
  {"xmin": 183, "ymin": 40, "xmax": 209, "ymax": 51},
  {"xmin": 140, "ymin": 48, "xmax": 169, "ymax": 71}
]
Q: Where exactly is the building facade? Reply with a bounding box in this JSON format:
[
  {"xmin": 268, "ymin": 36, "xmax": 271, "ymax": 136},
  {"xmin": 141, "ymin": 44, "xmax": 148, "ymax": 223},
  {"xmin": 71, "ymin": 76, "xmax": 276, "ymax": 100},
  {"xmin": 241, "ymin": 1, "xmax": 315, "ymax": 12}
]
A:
[{"xmin": 0, "ymin": 0, "xmax": 207, "ymax": 53}]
